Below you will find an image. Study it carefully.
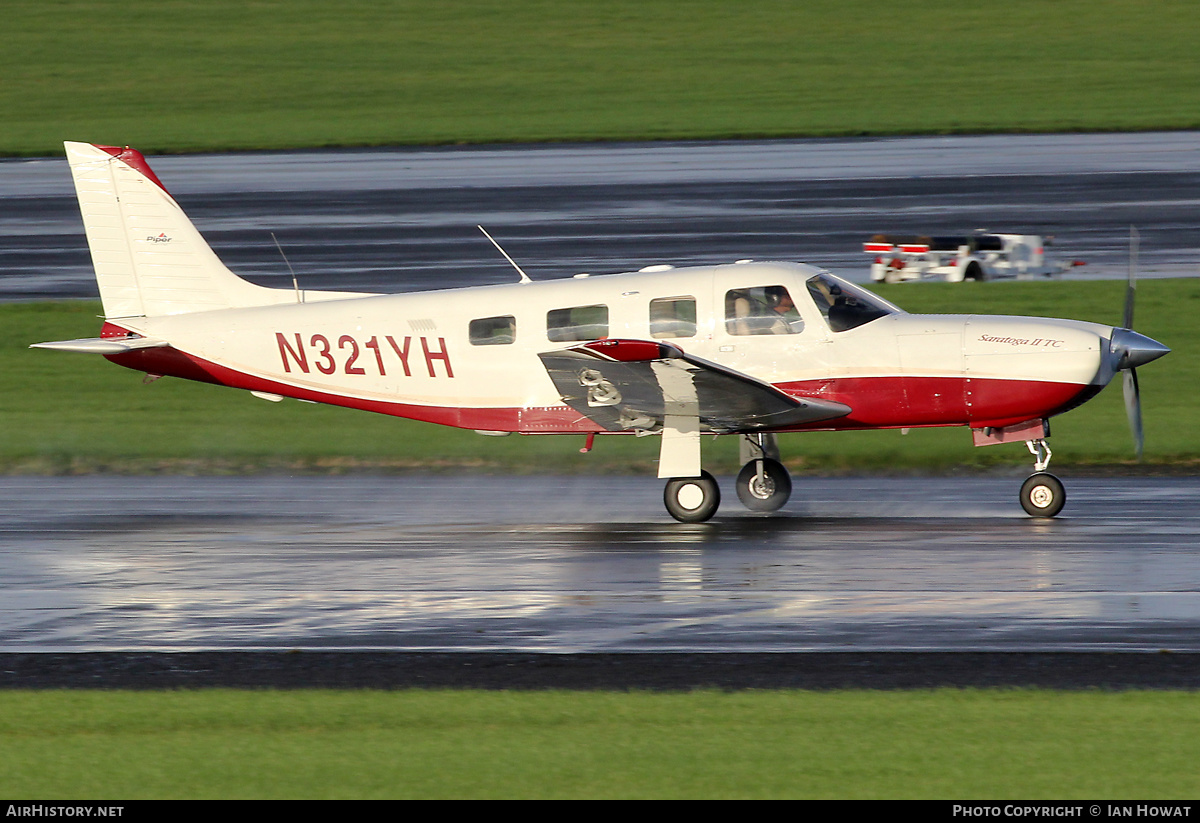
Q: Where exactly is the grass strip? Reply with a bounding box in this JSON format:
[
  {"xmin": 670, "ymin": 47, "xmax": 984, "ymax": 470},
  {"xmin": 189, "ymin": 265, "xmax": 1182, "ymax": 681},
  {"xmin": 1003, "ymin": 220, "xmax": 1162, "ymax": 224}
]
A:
[
  {"xmin": 1, "ymin": 688, "xmax": 1198, "ymax": 798},
  {"xmin": 4, "ymin": 279, "xmax": 1194, "ymax": 475},
  {"xmin": 5, "ymin": 0, "xmax": 1200, "ymax": 156}
]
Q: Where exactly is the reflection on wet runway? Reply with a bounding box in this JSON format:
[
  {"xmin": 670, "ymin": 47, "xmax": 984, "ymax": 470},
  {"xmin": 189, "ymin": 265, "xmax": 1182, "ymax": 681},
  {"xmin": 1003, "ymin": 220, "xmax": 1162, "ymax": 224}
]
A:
[{"xmin": 2, "ymin": 475, "xmax": 1199, "ymax": 653}]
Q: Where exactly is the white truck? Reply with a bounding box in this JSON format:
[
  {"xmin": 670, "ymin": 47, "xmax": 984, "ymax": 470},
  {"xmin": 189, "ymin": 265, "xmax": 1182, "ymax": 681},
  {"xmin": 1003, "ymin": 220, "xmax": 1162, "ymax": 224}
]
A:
[{"xmin": 866, "ymin": 232, "xmax": 1084, "ymax": 283}]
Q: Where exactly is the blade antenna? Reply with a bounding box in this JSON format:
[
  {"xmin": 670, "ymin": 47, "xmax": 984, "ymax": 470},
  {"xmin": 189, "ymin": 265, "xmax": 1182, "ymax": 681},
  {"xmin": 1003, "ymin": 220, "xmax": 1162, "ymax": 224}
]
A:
[
  {"xmin": 478, "ymin": 225, "xmax": 532, "ymax": 284},
  {"xmin": 271, "ymin": 232, "xmax": 303, "ymax": 303}
]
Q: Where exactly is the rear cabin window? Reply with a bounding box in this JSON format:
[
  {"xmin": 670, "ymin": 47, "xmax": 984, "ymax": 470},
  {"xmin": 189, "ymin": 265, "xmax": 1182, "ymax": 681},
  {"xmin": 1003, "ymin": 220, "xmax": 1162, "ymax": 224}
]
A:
[
  {"xmin": 649, "ymin": 296, "xmax": 696, "ymax": 339},
  {"xmin": 469, "ymin": 315, "xmax": 516, "ymax": 346},
  {"xmin": 725, "ymin": 286, "xmax": 804, "ymax": 335},
  {"xmin": 547, "ymin": 304, "xmax": 609, "ymax": 342}
]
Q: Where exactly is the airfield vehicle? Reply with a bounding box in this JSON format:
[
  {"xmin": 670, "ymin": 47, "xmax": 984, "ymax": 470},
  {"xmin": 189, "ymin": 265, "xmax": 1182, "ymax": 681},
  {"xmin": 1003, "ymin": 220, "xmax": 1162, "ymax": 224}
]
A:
[{"xmin": 867, "ymin": 232, "xmax": 1084, "ymax": 283}]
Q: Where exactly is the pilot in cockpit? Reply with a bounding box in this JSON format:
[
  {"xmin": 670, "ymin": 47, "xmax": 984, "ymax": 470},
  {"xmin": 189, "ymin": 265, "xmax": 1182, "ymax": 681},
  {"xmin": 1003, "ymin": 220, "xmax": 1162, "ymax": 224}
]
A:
[{"xmin": 765, "ymin": 286, "xmax": 805, "ymax": 334}]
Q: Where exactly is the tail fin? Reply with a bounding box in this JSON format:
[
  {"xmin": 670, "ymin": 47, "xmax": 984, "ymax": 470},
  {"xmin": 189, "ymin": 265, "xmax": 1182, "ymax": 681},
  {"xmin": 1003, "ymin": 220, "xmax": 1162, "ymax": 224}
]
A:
[{"xmin": 65, "ymin": 141, "xmax": 292, "ymax": 318}]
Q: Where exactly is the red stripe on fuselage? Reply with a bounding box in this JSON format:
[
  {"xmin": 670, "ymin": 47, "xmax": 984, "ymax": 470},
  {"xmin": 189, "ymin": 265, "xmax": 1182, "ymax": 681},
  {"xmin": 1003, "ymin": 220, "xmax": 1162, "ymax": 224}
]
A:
[
  {"xmin": 103, "ymin": 344, "xmax": 603, "ymax": 433},
  {"xmin": 103, "ymin": 336, "xmax": 1096, "ymax": 435},
  {"xmin": 775, "ymin": 375, "xmax": 1095, "ymax": 429}
]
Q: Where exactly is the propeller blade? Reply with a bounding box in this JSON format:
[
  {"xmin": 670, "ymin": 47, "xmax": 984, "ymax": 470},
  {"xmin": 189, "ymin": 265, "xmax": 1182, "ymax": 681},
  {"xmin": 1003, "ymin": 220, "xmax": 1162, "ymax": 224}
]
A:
[
  {"xmin": 1124, "ymin": 225, "xmax": 1139, "ymax": 330},
  {"xmin": 1123, "ymin": 367, "xmax": 1143, "ymax": 460}
]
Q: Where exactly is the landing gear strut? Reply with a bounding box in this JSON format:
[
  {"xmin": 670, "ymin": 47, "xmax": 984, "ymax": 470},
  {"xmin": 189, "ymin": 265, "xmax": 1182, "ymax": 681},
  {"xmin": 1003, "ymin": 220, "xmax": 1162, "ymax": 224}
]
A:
[{"xmin": 1020, "ymin": 438, "xmax": 1065, "ymax": 517}]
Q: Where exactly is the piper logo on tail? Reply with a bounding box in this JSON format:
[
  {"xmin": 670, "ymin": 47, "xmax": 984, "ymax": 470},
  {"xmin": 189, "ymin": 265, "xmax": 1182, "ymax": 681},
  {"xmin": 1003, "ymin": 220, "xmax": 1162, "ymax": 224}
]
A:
[{"xmin": 145, "ymin": 233, "xmax": 171, "ymax": 243}]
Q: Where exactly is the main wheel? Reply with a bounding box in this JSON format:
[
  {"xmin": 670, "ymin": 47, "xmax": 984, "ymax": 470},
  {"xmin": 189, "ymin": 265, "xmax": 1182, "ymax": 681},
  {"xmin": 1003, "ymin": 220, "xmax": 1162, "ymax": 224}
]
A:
[
  {"xmin": 964, "ymin": 261, "xmax": 986, "ymax": 281},
  {"xmin": 1020, "ymin": 472, "xmax": 1066, "ymax": 517},
  {"xmin": 735, "ymin": 458, "xmax": 792, "ymax": 512},
  {"xmin": 664, "ymin": 472, "xmax": 721, "ymax": 523}
]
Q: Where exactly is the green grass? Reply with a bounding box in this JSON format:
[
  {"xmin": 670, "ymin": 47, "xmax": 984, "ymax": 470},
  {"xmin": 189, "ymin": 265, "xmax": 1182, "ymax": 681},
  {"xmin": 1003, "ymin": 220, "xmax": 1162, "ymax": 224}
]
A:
[
  {"xmin": 1, "ymin": 688, "xmax": 1198, "ymax": 798},
  {"xmin": 5, "ymin": 0, "xmax": 1200, "ymax": 155},
  {"xmin": 4, "ymin": 279, "xmax": 1192, "ymax": 475}
]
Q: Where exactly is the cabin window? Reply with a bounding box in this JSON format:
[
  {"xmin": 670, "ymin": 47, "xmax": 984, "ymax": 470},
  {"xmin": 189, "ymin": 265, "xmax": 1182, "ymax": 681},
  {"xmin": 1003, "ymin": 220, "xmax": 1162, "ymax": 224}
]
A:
[
  {"xmin": 805, "ymin": 273, "xmax": 895, "ymax": 332},
  {"xmin": 547, "ymin": 304, "xmax": 609, "ymax": 342},
  {"xmin": 469, "ymin": 315, "xmax": 516, "ymax": 346},
  {"xmin": 649, "ymin": 296, "xmax": 696, "ymax": 339},
  {"xmin": 725, "ymin": 286, "xmax": 804, "ymax": 335}
]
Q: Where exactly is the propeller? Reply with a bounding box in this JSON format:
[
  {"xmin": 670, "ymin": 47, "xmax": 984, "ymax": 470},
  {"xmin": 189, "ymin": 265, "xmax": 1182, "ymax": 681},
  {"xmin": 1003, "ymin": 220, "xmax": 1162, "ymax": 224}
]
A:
[{"xmin": 1111, "ymin": 226, "xmax": 1169, "ymax": 459}]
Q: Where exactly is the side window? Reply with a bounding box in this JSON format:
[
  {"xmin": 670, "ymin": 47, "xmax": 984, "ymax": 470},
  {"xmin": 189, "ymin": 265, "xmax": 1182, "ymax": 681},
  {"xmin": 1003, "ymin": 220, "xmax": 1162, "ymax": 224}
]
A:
[
  {"xmin": 725, "ymin": 286, "xmax": 804, "ymax": 335},
  {"xmin": 649, "ymin": 296, "xmax": 696, "ymax": 339},
  {"xmin": 469, "ymin": 315, "xmax": 516, "ymax": 346},
  {"xmin": 806, "ymin": 273, "xmax": 894, "ymax": 332},
  {"xmin": 547, "ymin": 304, "xmax": 609, "ymax": 342}
]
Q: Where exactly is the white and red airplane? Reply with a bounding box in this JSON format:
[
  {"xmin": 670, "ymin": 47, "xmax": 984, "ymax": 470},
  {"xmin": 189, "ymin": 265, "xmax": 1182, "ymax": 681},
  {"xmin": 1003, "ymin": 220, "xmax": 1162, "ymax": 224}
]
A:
[{"xmin": 34, "ymin": 142, "xmax": 1169, "ymax": 521}]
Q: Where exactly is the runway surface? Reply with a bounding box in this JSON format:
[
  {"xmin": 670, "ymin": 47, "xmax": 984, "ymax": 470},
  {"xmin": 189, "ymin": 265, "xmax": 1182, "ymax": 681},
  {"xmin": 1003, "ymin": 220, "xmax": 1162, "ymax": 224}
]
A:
[
  {"xmin": 4, "ymin": 135, "xmax": 1200, "ymax": 687},
  {"xmin": 3, "ymin": 132, "xmax": 1200, "ymax": 301},
  {"xmin": 4, "ymin": 475, "xmax": 1200, "ymax": 669}
]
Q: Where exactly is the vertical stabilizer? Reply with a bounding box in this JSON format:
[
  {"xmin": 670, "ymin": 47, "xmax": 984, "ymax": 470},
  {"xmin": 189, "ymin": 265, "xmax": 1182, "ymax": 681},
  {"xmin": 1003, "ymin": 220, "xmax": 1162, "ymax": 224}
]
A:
[{"xmin": 64, "ymin": 141, "xmax": 284, "ymax": 318}]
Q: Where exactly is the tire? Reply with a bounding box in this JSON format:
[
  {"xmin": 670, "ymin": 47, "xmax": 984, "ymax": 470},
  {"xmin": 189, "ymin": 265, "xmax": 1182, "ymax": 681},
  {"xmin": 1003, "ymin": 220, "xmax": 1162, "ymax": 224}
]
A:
[
  {"xmin": 664, "ymin": 471, "xmax": 721, "ymax": 523},
  {"xmin": 1020, "ymin": 472, "xmax": 1066, "ymax": 517},
  {"xmin": 735, "ymin": 458, "xmax": 792, "ymax": 512},
  {"xmin": 964, "ymin": 261, "xmax": 986, "ymax": 281}
]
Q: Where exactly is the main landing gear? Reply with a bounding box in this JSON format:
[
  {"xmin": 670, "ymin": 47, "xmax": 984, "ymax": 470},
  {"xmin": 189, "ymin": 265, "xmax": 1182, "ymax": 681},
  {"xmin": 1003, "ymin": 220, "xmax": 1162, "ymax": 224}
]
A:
[
  {"xmin": 662, "ymin": 433, "xmax": 793, "ymax": 523},
  {"xmin": 663, "ymin": 472, "xmax": 721, "ymax": 523},
  {"xmin": 735, "ymin": 433, "xmax": 792, "ymax": 512},
  {"xmin": 1019, "ymin": 438, "xmax": 1065, "ymax": 518}
]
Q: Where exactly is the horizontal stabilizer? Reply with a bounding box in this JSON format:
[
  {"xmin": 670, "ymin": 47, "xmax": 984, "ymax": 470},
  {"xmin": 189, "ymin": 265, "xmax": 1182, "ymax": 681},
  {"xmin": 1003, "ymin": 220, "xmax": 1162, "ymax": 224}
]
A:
[{"xmin": 30, "ymin": 336, "xmax": 168, "ymax": 354}]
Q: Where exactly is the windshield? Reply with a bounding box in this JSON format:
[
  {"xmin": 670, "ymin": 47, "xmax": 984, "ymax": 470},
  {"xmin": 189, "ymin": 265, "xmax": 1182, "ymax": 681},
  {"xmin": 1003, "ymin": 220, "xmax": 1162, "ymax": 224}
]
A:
[{"xmin": 805, "ymin": 272, "xmax": 901, "ymax": 332}]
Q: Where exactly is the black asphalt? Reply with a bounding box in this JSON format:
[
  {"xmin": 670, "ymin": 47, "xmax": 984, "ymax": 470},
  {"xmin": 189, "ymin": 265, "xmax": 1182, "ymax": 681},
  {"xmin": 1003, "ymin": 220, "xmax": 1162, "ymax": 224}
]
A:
[{"xmin": 3, "ymin": 651, "xmax": 1199, "ymax": 690}]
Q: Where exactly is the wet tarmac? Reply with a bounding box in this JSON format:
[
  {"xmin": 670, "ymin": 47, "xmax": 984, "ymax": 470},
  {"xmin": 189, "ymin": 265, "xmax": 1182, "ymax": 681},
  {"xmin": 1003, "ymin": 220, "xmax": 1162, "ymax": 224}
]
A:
[
  {"xmin": 4, "ymin": 136, "xmax": 1200, "ymax": 687},
  {"xmin": 3, "ymin": 475, "xmax": 1199, "ymax": 660}
]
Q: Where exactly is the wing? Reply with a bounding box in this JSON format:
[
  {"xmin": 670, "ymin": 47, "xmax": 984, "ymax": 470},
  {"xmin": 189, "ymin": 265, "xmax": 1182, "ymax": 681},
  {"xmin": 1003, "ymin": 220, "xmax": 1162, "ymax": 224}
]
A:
[{"xmin": 537, "ymin": 339, "xmax": 850, "ymax": 433}]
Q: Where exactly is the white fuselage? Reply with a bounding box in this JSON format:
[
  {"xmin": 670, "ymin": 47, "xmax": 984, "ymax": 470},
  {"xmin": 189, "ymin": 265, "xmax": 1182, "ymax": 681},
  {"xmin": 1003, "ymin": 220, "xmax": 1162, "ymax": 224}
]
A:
[{"xmin": 103, "ymin": 261, "xmax": 1115, "ymax": 434}]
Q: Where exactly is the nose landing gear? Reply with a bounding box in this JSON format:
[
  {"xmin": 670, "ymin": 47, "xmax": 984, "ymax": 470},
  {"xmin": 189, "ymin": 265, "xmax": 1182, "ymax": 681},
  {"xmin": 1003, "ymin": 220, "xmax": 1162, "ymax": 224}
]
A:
[{"xmin": 1020, "ymin": 438, "xmax": 1065, "ymax": 517}]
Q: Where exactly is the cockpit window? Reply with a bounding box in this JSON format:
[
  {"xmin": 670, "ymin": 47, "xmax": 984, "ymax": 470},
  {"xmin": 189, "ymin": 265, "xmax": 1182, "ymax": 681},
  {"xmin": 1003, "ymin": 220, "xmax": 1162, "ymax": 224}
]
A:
[
  {"xmin": 805, "ymin": 273, "xmax": 899, "ymax": 332},
  {"xmin": 725, "ymin": 286, "xmax": 805, "ymax": 335}
]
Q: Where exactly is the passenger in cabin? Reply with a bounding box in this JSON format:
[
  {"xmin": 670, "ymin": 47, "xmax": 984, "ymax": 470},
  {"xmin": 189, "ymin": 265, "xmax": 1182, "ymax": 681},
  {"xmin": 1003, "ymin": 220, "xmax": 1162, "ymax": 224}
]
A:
[{"xmin": 726, "ymin": 286, "xmax": 803, "ymax": 335}]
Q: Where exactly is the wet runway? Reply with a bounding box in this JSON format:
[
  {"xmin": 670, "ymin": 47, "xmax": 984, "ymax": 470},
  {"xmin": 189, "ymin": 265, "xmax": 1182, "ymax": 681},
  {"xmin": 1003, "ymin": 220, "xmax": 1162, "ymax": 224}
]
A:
[
  {"xmin": 4, "ymin": 135, "xmax": 1200, "ymax": 685},
  {"xmin": 4, "ymin": 475, "xmax": 1199, "ymax": 657},
  {"xmin": 3, "ymin": 132, "xmax": 1200, "ymax": 301}
]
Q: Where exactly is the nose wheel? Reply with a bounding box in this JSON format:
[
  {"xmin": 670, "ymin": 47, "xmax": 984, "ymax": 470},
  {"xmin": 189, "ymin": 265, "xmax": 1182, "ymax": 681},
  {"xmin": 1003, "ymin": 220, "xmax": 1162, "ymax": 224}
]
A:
[
  {"xmin": 1020, "ymin": 472, "xmax": 1065, "ymax": 517},
  {"xmin": 664, "ymin": 472, "xmax": 721, "ymax": 522},
  {"xmin": 1020, "ymin": 438, "xmax": 1065, "ymax": 517}
]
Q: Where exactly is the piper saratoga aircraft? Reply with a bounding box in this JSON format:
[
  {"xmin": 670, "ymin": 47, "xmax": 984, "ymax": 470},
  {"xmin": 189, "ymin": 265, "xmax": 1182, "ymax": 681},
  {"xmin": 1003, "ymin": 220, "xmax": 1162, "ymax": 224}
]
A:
[{"xmin": 34, "ymin": 142, "xmax": 1169, "ymax": 521}]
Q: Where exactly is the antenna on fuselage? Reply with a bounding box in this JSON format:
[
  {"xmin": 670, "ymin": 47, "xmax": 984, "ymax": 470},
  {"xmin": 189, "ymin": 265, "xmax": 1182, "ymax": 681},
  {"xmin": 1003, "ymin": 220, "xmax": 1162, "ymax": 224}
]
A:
[
  {"xmin": 478, "ymin": 225, "xmax": 532, "ymax": 284},
  {"xmin": 271, "ymin": 232, "xmax": 304, "ymax": 303}
]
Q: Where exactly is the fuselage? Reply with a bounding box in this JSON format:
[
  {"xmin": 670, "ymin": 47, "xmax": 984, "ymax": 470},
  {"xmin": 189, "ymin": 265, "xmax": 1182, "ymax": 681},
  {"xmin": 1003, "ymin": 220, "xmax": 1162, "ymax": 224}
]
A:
[{"xmin": 101, "ymin": 261, "xmax": 1116, "ymax": 435}]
